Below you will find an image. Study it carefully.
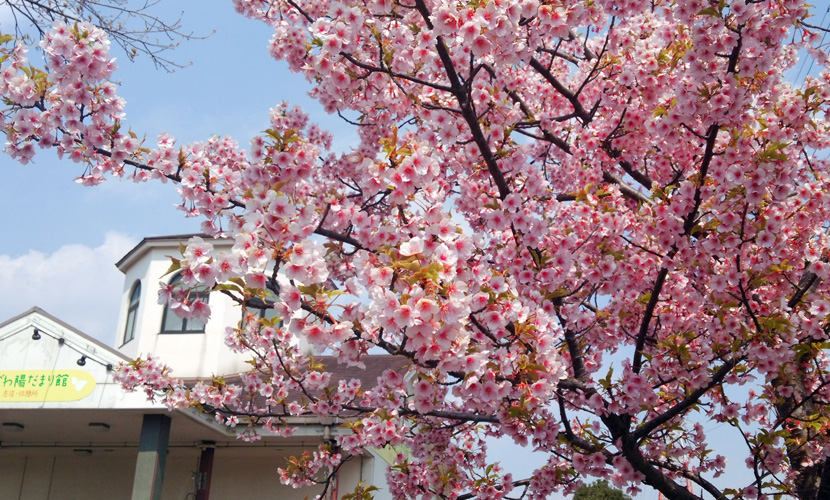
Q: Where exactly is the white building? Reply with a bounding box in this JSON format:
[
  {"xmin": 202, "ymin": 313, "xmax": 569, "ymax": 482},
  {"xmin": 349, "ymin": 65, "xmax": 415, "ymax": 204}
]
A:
[{"xmin": 0, "ymin": 235, "xmax": 403, "ymax": 500}]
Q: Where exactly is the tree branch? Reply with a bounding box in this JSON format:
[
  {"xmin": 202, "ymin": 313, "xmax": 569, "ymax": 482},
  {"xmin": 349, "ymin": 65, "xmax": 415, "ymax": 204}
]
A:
[
  {"xmin": 633, "ymin": 358, "xmax": 739, "ymax": 439},
  {"xmin": 632, "ymin": 267, "xmax": 668, "ymax": 374}
]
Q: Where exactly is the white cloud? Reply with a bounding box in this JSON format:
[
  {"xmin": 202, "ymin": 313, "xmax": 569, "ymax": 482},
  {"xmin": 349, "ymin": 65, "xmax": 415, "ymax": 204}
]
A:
[{"xmin": 0, "ymin": 232, "xmax": 138, "ymax": 347}]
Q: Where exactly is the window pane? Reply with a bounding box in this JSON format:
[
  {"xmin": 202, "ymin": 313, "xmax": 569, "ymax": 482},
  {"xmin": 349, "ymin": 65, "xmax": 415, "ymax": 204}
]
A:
[
  {"xmin": 123, "ymin": 281, "xmax": 141, "ymax": 343},
  {"xmin": 130, "ymin": 282, "xmax": 141, "ymax": 305},
  {"xmin": 161, "ymin": 274, "xmax": 208, "ymax": 334},
  {"xmin": 162, "ymin": 310, "xmax": 185, "ymax": 332},
  {"xmin": 186, "ymin": 316, "xmax": 206, "ymax": 332},
  {"xmin": 124, "ymin": 311, "xmax": 136, "ymax": 343}
]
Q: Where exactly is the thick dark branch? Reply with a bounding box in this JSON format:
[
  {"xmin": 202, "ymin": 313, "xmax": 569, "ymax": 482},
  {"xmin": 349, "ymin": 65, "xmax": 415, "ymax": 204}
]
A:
[
  {"xmin": 620, "ymin": 436, "xmax": 701, "ymax": 500},
  {"xmin": 632, "ymin": 267, "xmax": 668, "ymax": 374},
  {"xmin": 558, "ymin": 376, "xmax": 597, "ymax": 395},
  {"xmin": 817, "ymin": 460, "xmax": 830, "ymax": 500},
  {"xmin": 648, "ymin": 458, "xmax": 725, "ymax": 500},
  {"xmin": 314, "ymin": 227, "xmax": 364, "ymax": 249},
  {"xmin": 633, "ymin": 358, "xmax": 738, "ymax": 439},
  {"xmin": 789, "ymin": 271, "xmax": 819, "ymax": 309},
  {"xmin": 682, "ymin": 124, "xmax": 720, "ymax": 235},
  {"xmin": 412, "ymin": 0, "xmax": 509, "ymax": 200},
  {"xmin": 399, "ymin": 408, "xmax": 499, "ymax": 423},
  {"xmin": 556, "ymin": 393, "xmax": 601, "ymax": 453},
  {"xmin": 563, "ymin": 326, "xmax": 590, "ymax": 382},
  {"xmin": 726, "ymin": 27, "xmax": 743, "ymax": 75},
  {"xmin": 680, "ymin": 30, "xmax": 742, "ymax": 233},
  {"xmin": 339, "ymin": 51, "xmax": 454, "ymax": 93},
  {"xmin": 601, "ymin": 171, "xmax": 651, "ymax": 205},
  {"xmin": 615, "ymin": 156, "xmax": 654, "ymax": 190},
  {"xmin": 628, "ymin": 111, "xmax": 722, "ymax": 379},
  {"xmin": 285, "ymin": 0, "xmax": 315, "ymax": 23},
  {"xmin": 529, "ymin": 57, "xmax": 590, "ymax": 123}
]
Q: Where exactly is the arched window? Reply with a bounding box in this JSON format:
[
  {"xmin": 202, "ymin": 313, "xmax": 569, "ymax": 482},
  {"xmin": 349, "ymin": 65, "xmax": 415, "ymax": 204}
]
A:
[
  {"xmin": 122, "ymin": 281, "xmax": 141, "ymax": 344},
  {"xmin": 160, "ymin": 273, "xmax": 208, "ymax": 334}
]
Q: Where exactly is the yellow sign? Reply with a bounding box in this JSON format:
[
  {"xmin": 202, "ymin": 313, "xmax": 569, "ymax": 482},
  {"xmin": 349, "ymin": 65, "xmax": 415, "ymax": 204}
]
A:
[{"xmin": 0, "ymin": 370, "xmax": 96, "ymax": 402}]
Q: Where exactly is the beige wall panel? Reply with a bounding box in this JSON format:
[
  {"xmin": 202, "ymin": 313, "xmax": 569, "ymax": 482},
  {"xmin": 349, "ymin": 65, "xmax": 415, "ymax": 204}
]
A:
[
  {"xmin": 160, "ymin": 455, "xmax": 200, "ymax": 500},
  {"xmin": 0, "ymin": 457, "xmax": 26, "ymax": 499},
  {"xmin": 210, "ymin": 456, "xmax": 324, "ymax": 500},
  {"xmin": 17, "ymin": 456, "xmax": 54, "ymax": 500},
  {"xmin": 48, "ymin": 455, "xmax": 133, "ymax": 500}
]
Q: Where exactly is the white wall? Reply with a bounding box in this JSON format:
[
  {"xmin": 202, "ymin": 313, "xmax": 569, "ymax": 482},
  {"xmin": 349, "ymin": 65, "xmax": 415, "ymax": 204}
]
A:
[
  {"xmin": 0, "ymin": 312, "xmax": 157, "ymax": 410},
  {"xmin": 116, "ymin": 242, "xmax": 253, "ymax": 378}
]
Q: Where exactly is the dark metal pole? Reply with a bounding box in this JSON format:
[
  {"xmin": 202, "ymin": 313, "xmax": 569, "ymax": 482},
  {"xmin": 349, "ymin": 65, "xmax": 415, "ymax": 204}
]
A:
[
  {"xmin": 130, "ymin": 414, "xmax": 171, "ymax": 500},
  {"xmin": 195, "ymin": 441, "xmax": 215, "ymax": 500}
]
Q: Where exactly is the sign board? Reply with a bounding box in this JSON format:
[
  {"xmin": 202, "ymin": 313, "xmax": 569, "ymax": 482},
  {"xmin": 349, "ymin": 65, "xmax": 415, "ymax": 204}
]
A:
[{"xmin": 0, "ymin": 370, "xmax": 96, "ymax": 402}]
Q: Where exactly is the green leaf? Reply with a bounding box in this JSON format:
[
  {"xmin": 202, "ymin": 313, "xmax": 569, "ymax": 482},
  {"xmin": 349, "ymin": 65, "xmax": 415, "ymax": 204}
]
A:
[
  {"xmin": 422, "ymin": 262, "xmax": 443, "ymax": 281},
  {"xmin": 758, "ymin": 141, "xmax": 790, "ymax": 162},
  {"xmin": 697, "ymin": 6, "xmax": 720, "ymax": 16},
  {"xmin": 297, "ymin": 284, "xmax": 320, "ymax": 295},
  {"xmin": 506, "ymin": 406, "xmax": 527, "ymax": 419},
  {"xmin": 229, "ymin": 277, "xmax": 246, "ymax": 289},
  {"xmin": 529, "ymin": 247, "xmax": 545, "ymax": 269},
  {"xmin": 161, "ymin": 257, "xmax": 181, "ymax": 278},
  {"xmin": 382, "ymin": 48, "xmax": 395, "ymax": 67}
]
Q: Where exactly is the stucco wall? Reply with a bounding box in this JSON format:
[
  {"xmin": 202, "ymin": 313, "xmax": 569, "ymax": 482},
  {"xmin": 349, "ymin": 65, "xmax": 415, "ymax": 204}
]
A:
[{"xmin": 116, "ymin": 243, "xmax": 258, "ymax": 379}]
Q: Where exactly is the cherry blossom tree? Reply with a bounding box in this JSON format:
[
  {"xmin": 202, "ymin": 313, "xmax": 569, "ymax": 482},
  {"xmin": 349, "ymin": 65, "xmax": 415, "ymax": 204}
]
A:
[
  {"xmin": 1, "ymin": 0, "xmax": 199, "ymax": 69},
  {"xmin": 3, "ymin": 0, "xmax": 830, "ymax": 499}
]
